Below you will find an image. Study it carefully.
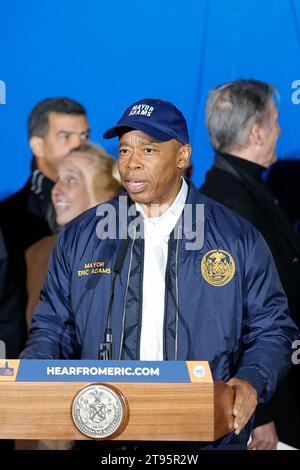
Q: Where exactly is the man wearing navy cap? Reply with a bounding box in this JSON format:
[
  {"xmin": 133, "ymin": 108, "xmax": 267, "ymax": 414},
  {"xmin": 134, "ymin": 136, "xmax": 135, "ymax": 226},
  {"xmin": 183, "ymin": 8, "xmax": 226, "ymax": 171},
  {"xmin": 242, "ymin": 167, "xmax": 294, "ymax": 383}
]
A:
[
  {"xmin": 103, "ymin": 99, "xmax": 191, "ymax": 219},
  {"xmin": 21, "ymin": 98, "xmax": 299, "ymax": 451}
]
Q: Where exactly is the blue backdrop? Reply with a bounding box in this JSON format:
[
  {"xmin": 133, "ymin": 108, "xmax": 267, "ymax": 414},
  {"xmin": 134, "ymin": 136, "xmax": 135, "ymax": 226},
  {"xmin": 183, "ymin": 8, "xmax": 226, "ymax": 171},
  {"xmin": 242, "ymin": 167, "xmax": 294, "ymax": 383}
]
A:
[{"xmin": 1, "ymin": 0, "xmax": 300, "ymax": 200}]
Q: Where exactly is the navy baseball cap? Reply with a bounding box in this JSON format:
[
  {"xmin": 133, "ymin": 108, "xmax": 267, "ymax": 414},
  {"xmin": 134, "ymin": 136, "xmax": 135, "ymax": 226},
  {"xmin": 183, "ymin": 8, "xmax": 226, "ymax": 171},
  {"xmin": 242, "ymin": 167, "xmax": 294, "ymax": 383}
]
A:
[{"xmin": 103, "ymin": 98, "xmax": 189, "ymax": 144}]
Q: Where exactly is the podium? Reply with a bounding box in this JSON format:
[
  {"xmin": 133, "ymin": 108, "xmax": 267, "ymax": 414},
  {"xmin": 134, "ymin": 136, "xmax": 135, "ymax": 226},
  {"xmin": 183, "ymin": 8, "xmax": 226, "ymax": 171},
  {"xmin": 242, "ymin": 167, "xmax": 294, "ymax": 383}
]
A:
[{"xmin": 0, "ymin": 360, "xmax": 234, "ymax": 441}]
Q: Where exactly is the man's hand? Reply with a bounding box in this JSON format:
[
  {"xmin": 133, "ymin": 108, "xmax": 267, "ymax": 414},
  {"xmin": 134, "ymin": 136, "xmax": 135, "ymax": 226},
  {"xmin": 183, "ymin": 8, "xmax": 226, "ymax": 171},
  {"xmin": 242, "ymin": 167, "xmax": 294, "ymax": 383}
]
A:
[
  {"xmin": 247, "ymin": 421, "xmax": 278, "ymax": 450},
  {"xmin": 226, "ymin": 378, "xmax": 257, "ymax": 435}
]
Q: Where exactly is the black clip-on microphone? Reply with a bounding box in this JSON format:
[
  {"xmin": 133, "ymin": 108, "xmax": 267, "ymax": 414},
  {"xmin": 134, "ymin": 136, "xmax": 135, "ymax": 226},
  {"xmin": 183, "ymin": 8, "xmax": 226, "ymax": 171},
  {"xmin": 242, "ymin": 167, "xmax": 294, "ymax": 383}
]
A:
[{"xmin": 99, "ymin": 238, "xmax": 129, "ymax": 360}]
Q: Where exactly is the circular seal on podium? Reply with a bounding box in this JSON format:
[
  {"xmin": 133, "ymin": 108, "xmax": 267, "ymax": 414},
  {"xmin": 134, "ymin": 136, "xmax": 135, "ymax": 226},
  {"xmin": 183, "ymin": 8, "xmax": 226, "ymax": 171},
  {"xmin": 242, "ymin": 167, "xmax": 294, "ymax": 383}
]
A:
[{"xmin": 72, "ymin": 384, "xmax": 129, "ymax": 439}]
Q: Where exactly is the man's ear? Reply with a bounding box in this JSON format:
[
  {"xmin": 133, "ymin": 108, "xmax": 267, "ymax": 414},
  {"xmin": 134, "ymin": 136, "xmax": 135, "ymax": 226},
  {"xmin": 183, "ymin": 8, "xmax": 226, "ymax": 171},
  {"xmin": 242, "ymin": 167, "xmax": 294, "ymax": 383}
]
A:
[
  {"xmin": 177, "ymin": 144, "xmax": 192, "ymax": 169},
  {"xmin": 29, "ymin": 136, "xmax": 45, "ymax": 158},
  {"xmin": 250, "ymin": 123, "xmax": 263, "ymax": 146}
]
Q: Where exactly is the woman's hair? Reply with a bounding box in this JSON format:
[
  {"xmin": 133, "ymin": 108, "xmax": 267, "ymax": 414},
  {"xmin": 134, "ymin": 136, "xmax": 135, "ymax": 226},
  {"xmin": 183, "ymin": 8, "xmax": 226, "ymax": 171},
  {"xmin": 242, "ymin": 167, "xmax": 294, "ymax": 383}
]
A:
[{"xmin": 68, "ymin": 142, "xmax": 121, "ymax": 200}]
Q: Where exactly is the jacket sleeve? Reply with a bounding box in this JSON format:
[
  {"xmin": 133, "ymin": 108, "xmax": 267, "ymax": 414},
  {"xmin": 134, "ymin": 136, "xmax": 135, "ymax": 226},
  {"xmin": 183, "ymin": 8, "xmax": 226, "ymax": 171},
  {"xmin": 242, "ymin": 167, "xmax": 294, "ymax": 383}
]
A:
[
  {"xmin": 20, "ymin": 229, "xmax": 79, "ymax": 359},
  {"xmin": 253, "ymin": 400, "xmax": 275, "ymax": 427},
  {"xmin": 234, "ymin": 231, "xmax": 300, "ymax": 403}
]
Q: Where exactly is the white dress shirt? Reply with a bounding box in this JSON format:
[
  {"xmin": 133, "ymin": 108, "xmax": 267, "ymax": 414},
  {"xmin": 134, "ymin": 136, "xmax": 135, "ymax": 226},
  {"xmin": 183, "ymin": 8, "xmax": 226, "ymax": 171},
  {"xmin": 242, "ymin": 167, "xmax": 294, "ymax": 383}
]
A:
[{"xmin": 136, "ymin": 179, "xmax": 188, "ymax": 360}]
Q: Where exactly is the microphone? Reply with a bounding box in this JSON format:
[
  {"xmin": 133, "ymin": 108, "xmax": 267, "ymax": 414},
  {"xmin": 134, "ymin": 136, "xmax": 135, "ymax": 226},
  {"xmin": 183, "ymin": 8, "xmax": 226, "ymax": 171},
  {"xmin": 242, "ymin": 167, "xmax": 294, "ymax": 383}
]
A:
[{"xmin": 99, "ymin": 238, "xmax": 129, "ymax": 360}]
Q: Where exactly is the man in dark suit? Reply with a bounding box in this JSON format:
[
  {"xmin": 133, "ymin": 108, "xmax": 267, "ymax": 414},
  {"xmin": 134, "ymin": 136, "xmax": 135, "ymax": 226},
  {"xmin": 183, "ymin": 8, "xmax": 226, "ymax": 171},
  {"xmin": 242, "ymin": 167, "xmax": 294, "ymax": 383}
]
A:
[
  {"xmin": 200, "ymin": 79, "xmax": 300, "ymax": 449},
  {"xmin": 0, "ymin": 97, "xmax": 90, "ymax": 359}
]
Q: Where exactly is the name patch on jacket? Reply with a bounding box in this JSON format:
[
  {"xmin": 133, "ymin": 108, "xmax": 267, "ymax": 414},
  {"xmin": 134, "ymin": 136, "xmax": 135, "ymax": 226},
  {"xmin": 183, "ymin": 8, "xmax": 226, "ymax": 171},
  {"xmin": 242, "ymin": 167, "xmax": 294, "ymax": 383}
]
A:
[
  {"xmin": 201, "ymin": 250, "xmax": 235, "ymax": 286},
  {"xmin": 77, "ymin": 261, "xmax": 112, "ymax": 277}
]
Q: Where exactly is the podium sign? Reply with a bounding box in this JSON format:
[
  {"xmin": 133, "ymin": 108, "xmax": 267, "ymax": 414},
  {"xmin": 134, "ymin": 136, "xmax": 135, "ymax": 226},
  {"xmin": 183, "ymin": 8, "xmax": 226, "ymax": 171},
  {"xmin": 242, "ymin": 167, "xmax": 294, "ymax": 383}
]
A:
[{"xmin": 0, "ymin": 360, "xmax": 234, "ymax": 441}]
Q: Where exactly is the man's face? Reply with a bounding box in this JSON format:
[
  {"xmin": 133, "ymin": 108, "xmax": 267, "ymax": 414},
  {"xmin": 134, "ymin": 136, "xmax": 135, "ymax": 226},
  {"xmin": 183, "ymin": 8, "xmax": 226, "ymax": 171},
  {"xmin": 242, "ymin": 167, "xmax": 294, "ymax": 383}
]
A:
[
  {"xmin": 40, "ymin": 112, "xmax": 90, "ymax": 170},
  {"xmin": 259, "ymin": 100, "xmax": 281, "ymax": 167},
  {"xmin": 118, "ymin": 130, "xmax": 191, "ymax": 215}
]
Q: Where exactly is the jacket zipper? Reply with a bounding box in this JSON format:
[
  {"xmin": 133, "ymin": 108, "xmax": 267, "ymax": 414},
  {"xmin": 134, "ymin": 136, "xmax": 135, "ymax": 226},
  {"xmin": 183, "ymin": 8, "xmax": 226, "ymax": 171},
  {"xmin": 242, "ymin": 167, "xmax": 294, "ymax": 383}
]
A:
[
  {"xmin": 163, "ymin": 225, "xmax": 181, "ymax": 360},
  {"xmin": 136, "ymin": 238, "xmax": 144, "ymax": 359},
  {"xmin": 174, "ymin": 226, "xmax": 181, "ymax": 360},
  {"xmin": 118, "ymin": 233, "xmax": 136, "ymax": 359}
]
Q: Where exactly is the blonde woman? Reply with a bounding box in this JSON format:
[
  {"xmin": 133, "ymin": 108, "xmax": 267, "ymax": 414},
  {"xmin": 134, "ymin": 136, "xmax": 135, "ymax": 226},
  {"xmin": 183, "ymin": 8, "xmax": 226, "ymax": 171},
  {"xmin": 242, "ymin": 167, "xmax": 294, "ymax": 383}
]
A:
[{"xmin": 25, "ymin": 142, "xmax": 120, "ymax": 329}]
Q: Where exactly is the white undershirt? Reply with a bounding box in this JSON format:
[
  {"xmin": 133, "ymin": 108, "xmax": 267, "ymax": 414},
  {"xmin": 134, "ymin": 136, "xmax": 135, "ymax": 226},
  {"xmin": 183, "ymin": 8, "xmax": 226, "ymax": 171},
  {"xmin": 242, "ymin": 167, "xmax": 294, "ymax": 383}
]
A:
[{"xmin": 136, "ymin": 179, "xmax": 188, "ymax": 360}]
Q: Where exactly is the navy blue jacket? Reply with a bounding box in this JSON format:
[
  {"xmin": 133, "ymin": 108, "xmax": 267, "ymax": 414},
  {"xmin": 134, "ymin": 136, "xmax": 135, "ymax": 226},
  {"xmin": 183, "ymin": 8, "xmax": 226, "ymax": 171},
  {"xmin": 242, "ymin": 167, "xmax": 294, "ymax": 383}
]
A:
[{"xmin": 21, "ymin": 184, "xmax": 299, "ymax": 447}]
